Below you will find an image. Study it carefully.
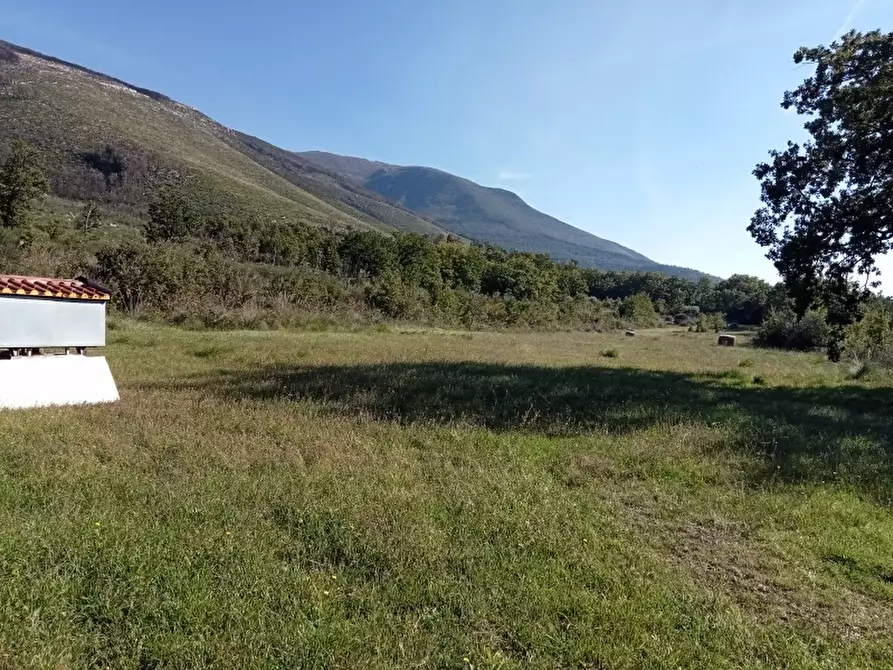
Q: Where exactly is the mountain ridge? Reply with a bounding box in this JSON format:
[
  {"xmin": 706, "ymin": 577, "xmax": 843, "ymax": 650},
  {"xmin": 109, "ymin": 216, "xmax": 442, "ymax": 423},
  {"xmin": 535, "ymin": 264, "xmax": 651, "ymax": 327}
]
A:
[{"xmin": 299, "ymin": 151, "xmax": 706, "ymax": 279}]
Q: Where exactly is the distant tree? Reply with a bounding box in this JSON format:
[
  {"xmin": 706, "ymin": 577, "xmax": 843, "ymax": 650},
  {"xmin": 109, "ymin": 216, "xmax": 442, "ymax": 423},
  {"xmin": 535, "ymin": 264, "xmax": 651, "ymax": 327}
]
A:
[
  {"xmin": 481, "ymin": 252, "xmax": 559, "ymax": 302},
  {"xmin": 437, "ymin": 241, "xmax": 484, "ymax": 291},
  {"xmin": 76, "ymin": 202, "xmax": 101, "ymax": 232},
  {"xmin": 145, "ymin": 182, "xmax": 195, "ymax": 244},
  {"xmin": 713, "ymin": 274, "xmax": 771, "ymax": 325},
  {"xmin": 557, "ymin": 262, "xmax": 588, "ymax": 297},
  {"xmin": 204, "ymin": 212, "xmax": 262, "ymax": 261},
  {"xmin": 81, "ymin": 145, "xmax": 125, "ymax": 190},
  {"xmin": 750, "ymin": 30, "xmax": 893, "ymax": 317},
  {"xmin": 619, "ymin": 292, "xmax": 658, "ymax": 327},
  {"xmin": 0, "ymin": 140, "xmax": 49, "ymax": 228},
  {"xmin": 338, "ymin": 230, "xmax": 397, "ymax": 279},
  {"xmin": 394, "ymin": 233, "xmax": 441, "ymax": 291},
  {"xmin": 365, "ymin": 269, "xmax": 416, "ymax": 319},
  {"xmin": 257, "ymin": 221, "xmax": 310, "ymax": 266}
]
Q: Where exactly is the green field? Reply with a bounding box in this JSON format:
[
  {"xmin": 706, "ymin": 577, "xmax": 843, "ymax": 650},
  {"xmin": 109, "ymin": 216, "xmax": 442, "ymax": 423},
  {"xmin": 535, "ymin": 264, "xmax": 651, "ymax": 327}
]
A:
[{"xmin": 1, "ymin": 325, "xmax": 892, "ymax": 668}]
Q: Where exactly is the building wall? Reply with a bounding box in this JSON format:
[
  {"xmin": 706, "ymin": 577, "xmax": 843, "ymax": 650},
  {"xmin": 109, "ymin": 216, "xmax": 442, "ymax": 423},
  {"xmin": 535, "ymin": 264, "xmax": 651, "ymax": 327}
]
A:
[{"xmin": 0, "ymin": 297, "xmax": 107, "ymax": 347}]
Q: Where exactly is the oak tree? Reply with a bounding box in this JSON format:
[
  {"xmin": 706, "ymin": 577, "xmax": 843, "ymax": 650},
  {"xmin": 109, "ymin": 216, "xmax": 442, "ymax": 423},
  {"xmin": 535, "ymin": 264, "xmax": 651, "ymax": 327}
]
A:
[{"xmin": 750, "ymin": 30, "xmax": 893, "ymax": 319}]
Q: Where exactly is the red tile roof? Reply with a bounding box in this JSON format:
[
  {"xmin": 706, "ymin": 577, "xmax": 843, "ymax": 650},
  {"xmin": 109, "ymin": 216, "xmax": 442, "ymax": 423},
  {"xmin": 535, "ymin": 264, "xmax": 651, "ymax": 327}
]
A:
[{"xmin": 0, "ymin": 275, "xmax": 110, "ymax": 301}]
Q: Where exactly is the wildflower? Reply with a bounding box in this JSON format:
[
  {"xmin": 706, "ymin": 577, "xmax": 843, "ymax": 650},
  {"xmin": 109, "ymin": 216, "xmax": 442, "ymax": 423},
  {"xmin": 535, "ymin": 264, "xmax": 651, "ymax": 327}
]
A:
[
  {"xmin": 331, "ymin": 575, "xmax": 337, "ymax": 580},
  {"xmin": 323, "ymin": 590, "xmax": 330, "ymax": 595},
  {"xmin": 463, "ymin": 657, "xmax": 470, "ymax": 664},
  {"xmin": 94, "ymin": 522, "xmax": 101, "ymax": 526}
]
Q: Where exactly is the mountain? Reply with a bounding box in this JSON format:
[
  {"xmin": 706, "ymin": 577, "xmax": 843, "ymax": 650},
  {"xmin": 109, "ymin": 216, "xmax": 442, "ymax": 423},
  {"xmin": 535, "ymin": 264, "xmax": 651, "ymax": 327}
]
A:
[
  {"xmin": 0, "ymin": 40, "xmax": 446, "ymax": 236},
  {"xmin": 300, "ymin": 151, "xmax": 706, "ymax": 279},
  {"xmin": 0, "ymin": 38, "xmax": 707, "ymax": 279}
]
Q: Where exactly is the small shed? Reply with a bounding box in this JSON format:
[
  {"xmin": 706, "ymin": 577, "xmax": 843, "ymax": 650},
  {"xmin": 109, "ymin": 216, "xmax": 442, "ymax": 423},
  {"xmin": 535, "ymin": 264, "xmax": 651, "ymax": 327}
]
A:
[{"xmin": 0, "ymin": 274, "xmax": 119, "ymax": 409}]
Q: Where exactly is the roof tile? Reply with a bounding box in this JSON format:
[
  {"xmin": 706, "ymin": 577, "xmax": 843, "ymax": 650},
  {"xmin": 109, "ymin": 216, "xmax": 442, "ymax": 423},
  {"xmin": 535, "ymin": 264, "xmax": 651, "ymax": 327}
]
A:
[{"xmin": 0, "ymin": 275, "xmax": 110, "ymax": 301}]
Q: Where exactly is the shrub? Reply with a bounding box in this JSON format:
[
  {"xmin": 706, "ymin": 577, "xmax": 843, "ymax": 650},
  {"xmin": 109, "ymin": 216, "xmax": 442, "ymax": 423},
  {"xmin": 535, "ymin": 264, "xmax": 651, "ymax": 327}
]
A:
[
  {"xmin": 365, "ymin": 270, "xmax": 420, "ymax": 320},
  {"xmin": 754, "ymin": 310, "xmax": 830, "ymax": 351},
  {"xmin": 94, "ymin": 240, "xmax": 177, "ymax": 312},
  {"xmin": 785, "ymin": 311, "xmax": 831, "ymax": 350},
  {"xmin": 619, "ymin": 293, "xmax": 658, "ymax": 327},
  {"xmin": 145, "ymin": 182, "xmax": 196, "ymax": 244},
  {"xmin": 844, "ymin": 301, "xmax": 893, "ymax": 369},
  {"xmin": 696, "ymin": 312, "xmax": 726, "ymax": 333},
  {"xmin": 602, "ymin": 349, "xmax": 619, "ymax": 358},
  {"xmin": 753, "ymin": 310, "xmax": 792, "ymax": 348}
]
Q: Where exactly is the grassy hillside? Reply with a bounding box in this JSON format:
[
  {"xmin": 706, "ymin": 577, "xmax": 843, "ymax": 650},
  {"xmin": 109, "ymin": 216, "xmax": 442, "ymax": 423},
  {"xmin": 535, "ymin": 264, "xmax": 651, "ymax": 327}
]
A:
[
  {"xmin": 0, "ymin": 324, "xmax": 891, "ymax": 667},
  {"xmin": 0, "ymin": 40, "xmax": 445, "ymax": 236},
  {"xmin": 300, "ymin": 151, "xmax": 709, "ymax": 279},
  {"xmin": 229, "ymin": 133, "xmax": 446, "ymax": 236}
]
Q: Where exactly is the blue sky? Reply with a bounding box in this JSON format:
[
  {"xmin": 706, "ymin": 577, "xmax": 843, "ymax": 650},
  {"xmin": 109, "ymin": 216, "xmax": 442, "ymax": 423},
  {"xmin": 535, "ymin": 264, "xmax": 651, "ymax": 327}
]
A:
[{"xmin": 2, "ymin": 0, "xmax": 891, "ymax": 280}]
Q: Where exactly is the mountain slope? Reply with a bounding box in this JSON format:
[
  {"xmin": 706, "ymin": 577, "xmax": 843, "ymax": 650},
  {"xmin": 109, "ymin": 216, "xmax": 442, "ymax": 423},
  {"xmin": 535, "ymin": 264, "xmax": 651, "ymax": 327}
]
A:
[
  {"xmin": 300, "ymin": 151, "xmax": 705, "ymax": 278},
  {"xmin": 228, "ymin": 133, "xmax": 445, "ymax": 236},
  {"xmin": 0, "ymin": 40, "xmax": 445, "ymax": 236}
]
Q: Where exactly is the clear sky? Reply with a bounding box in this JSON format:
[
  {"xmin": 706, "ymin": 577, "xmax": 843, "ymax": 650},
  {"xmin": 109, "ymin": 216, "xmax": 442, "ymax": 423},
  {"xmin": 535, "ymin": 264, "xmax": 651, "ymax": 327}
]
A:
[{"xmin": 2, "ymin": 0, "xmax": 892, "ymax": 280}]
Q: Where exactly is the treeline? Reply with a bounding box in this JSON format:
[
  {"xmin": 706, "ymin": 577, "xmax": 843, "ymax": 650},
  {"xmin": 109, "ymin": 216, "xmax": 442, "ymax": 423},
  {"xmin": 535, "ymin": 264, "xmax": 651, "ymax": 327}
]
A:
[{"xmin": 1, "ymin": 141, "xmax": 786, "ymax": 331}]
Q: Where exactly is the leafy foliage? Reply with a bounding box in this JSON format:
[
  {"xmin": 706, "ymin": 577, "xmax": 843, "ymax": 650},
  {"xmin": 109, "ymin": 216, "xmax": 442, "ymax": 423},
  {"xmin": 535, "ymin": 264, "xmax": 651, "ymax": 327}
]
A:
[
  {"xmin": 0, "ymin": 140, "xmax": 48, "ymax": 228},
  {"xmin": 754, "ymin": 310, "xmax": 831, "ymax": 351},
  {"xmin": 696, "ymin": 313, "xmax": 727, "ymax": 334},
  {"xmin": 619, "ymin": 292, "xmax": 658, "ymax": 327},
  {"xmin": 750, "ymin": 30, "xmax": 893, "ymax": 315},
  {"xmin": 844, "ymin": 300, "xmax": 893, "ymax": 369},
  {"xmin": 145, "ymin": 181, "xmax": 196, "ymax": 244}
]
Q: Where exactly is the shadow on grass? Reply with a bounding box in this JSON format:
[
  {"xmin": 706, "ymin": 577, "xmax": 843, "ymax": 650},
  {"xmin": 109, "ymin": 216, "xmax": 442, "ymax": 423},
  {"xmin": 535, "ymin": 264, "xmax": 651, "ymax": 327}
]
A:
[{"xmin": 172, "ymin": 362, "xmax": 893, "ymax": 503}]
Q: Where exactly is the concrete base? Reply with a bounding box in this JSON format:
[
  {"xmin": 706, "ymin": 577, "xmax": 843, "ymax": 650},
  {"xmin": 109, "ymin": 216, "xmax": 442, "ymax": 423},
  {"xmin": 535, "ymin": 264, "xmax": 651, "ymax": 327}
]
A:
[{"xmin": 0, "ymin": 355, "xmax": 119, "ymax": 410}]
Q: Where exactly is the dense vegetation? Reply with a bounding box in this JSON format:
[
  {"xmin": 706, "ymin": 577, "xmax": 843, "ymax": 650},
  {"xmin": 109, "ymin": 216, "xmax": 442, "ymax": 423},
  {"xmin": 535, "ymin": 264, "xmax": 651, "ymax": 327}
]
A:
[{"xmin": 0, "ymin": 140, "xmax": 782, "ymax": 333}]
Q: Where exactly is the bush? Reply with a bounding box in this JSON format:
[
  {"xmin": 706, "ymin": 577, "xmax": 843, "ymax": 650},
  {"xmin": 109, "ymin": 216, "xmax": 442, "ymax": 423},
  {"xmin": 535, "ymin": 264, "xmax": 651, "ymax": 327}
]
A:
[
  {"xmin": 364, "ymin": 270, "xmax": 421, "ymax": 320},
  {"xmin": 696, "ymin": 312, "xmax": 726, "ymax": 333},
  {"xmin": 94, "ymin": 240, "xmax": 178, "ymax": 312},
  {"xmin": 785, "ymin": 311, "xmax": 831, "ymax": 351},
  {"xmin": 619, "ymin": 293, "xmax": 658, "ymax": 327},
  {"xmin": 844, "ymin": 301, "xmax": 893, "ymax": 369},
  {"xmin": 753, "ymin": 310, "xmax": 792, "ymax": 348},
  {"xmin": 754, "ymin": 310, "xmax": 830, "ymax": 351}
]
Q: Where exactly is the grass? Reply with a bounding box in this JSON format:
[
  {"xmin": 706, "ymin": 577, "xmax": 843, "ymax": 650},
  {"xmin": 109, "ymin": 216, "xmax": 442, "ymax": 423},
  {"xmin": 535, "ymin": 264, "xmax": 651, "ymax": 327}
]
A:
[{"xmin": 1, "ymin": 325, "xmax": 893, "ymax": 667}]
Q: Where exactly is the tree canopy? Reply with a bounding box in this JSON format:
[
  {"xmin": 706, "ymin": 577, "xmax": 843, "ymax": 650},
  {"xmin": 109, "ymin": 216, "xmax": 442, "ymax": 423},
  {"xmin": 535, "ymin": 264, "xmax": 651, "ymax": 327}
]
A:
[
  {"xmin": 0, "ymin": 141, "xmax": 48, "ymax": 228},
  {"xmin": 145, "ymin": 181, "xmax": 196, "ymax": 244},
  {"xmin": 749, "ymin": 30, "xmax": 893, "ymax": 318}
]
